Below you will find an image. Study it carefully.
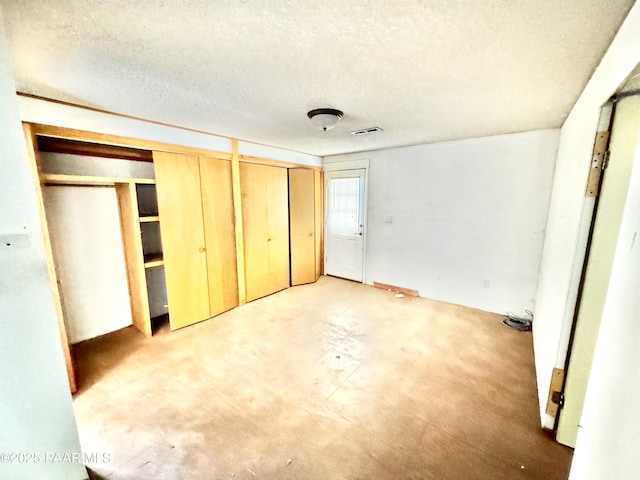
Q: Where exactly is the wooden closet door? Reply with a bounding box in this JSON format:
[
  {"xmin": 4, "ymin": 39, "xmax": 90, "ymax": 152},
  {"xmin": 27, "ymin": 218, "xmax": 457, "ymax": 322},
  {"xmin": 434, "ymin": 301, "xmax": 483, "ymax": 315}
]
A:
[
  {"xmin": 199, "ymin": 156, "xmax": 239, "ymax": 316},
  {"xmin": 289, "ymin": 168, "xmax": 316, "ymax": 285},
  {"xmin": 266, "ymin": 166, "xmax": 290, "ymax": 293},
  {"xmin": 314, "ymin": 169, "xmax": 323, "ymax": 280},
  {"xmin": 154, "ymin": 152, "xmax": 210, "ymax": 329},
  {"xmin": 240, "ymin": 163, "xmax": 271, "ymax": 301}
]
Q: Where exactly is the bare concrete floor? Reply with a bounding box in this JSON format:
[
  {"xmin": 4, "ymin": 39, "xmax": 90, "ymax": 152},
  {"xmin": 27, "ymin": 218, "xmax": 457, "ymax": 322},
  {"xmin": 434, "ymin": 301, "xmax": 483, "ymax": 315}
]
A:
[{"xmin": 74, "ymin": 276, "xmax": 573, "ymax": 479}]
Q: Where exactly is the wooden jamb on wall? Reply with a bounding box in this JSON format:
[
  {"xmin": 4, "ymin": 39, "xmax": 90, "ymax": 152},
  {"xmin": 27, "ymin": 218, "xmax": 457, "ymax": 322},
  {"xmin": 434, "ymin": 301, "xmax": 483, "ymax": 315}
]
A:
[
  {"xmin": 116, "ymin": 182, "xmax": 152, "ymax": 337},
  {"xmin": 22, "ymin": 123, "xmax": 77, "ymax": 393},
  {"xmin": 231, "ymin": 139, "xmax": 247, "ymax": 305}
]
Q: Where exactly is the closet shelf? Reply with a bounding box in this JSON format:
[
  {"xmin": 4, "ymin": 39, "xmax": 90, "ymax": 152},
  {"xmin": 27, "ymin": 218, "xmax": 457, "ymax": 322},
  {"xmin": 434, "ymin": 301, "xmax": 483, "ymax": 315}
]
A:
[
  {"xmin": 143, "ymin": 253, "xmax": 164, "ymax": 268},
  {"xmin": 42, "ymin": 173, "xmax": 155, "ymax": 186}
]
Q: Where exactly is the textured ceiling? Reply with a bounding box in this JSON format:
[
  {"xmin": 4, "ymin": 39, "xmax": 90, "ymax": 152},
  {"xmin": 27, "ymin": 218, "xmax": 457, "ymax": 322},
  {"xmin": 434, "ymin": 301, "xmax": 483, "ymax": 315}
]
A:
[{"xmin": 1, "ymin": 0, "xmax": 636, "ymax": 156}]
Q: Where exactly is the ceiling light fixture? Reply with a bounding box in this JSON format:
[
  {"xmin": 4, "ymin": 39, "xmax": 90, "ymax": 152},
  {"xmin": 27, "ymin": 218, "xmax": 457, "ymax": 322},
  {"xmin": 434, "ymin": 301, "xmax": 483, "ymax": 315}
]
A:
[{"xmin": 307, "ymin": 108, "xmax": 343, "ymax": 131}]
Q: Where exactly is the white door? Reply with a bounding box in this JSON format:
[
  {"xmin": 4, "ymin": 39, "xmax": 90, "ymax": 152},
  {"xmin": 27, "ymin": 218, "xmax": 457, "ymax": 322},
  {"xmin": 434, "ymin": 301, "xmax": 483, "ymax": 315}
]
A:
[
  {"xmin": 325, "ymin": 169, "xmax": 366, "ymax": 282},
  {"xmin": 556, "ymin": 93, "xmax": 640, "ymax": 446}
]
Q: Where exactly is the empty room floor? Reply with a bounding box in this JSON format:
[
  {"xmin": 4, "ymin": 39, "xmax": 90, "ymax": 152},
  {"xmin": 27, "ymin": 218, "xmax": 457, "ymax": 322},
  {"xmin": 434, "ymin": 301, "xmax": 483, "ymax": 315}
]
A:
[{"xmin": 75, "ymin": 275, "xmax": 573, "ymax": 479}]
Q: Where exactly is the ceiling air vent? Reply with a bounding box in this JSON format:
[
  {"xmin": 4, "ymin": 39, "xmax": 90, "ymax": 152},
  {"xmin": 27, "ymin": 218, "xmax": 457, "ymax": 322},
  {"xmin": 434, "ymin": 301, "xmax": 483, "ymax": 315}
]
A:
[{"xmin": 350, "ymin": 127, "xmax": 383, "ymax": 136}]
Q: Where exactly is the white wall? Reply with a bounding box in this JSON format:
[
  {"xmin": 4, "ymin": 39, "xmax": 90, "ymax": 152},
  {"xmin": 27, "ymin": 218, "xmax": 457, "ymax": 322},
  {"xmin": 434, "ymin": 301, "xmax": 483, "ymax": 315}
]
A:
[
  {"xmin": 533, "ymin": 2, "xmax": 640, "ymax": 428},
  {"xmin": 237, "ymin": 139, "xmax": 322, "ymax": 167},
  {"xmin": 18, "ymin": 96, "xmax": 322, "ymax": 168},
  {"xmin": 324, "ymin": 129, "xmax": 559, "ymax": 315},
  {"xmin": 568, "ymin": 129, "xmax": 640, "ymax": 480},
  {"xmin": 44, "ymin": 186, "xmax": 134, "ymax": 344},
  {"xmin": 0, "ymin": 7, "xmax": 87, "ymax": 479}
]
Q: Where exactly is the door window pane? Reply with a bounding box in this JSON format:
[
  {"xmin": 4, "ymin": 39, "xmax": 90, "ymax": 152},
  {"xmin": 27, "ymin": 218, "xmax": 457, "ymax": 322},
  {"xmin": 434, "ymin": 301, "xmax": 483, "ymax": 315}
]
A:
[{"xmin": 329, "ymin": 177, "xmax": 360, "ymax": 236}]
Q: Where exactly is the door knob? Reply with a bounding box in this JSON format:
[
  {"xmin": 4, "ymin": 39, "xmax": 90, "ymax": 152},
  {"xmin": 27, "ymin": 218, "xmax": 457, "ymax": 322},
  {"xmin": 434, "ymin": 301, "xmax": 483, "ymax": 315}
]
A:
[{"xmin": 199, "ymin": 247, "xmax": 206, "ymax": 252}]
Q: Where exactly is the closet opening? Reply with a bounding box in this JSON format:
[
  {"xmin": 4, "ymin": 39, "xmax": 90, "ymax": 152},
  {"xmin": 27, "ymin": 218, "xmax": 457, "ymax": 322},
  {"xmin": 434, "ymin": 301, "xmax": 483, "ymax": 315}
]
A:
[{"xmin": 35, "ymin": 133, "xmax": 168, "ymax": 393}]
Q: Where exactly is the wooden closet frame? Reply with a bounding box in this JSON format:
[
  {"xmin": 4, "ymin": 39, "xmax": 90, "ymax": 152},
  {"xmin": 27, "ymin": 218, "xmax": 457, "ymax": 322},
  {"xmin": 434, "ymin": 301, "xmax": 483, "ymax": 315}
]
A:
[{"xmin": 23, "ymin": 122, "xmax": 322, "ymax": 393}]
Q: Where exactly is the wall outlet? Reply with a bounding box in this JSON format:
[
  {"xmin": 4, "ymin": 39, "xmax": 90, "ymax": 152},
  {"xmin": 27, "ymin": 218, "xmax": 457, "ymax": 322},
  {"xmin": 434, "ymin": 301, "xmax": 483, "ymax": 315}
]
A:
[
  {"xmin": 482, "ymin": 280, "xmax": 490, "ymax": 289},
  {"xmin": 0, "ymin": 233, "xmax": 30, "ymax": 250},
  {"xmin": 384, "ymin": 215, "xmax": 393, "ymax": 223}
]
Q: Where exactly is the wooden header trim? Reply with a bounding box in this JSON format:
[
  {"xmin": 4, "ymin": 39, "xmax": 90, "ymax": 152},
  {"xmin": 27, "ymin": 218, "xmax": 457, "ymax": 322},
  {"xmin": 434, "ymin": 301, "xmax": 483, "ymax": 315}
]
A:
[
  {"xmin": 19, "ymin": 93, "xmax": 321, "ymax": 166},
  {"xmin": 238, "ymin": 154, "xmax": 322, "ymax": 171},
  {"xmin": 29, "ymin": 123, "xmax": 233, "ymax": 160},
  {"xmin": 27, "ymin": 123, "xmax": 322, "ymax": 171}
]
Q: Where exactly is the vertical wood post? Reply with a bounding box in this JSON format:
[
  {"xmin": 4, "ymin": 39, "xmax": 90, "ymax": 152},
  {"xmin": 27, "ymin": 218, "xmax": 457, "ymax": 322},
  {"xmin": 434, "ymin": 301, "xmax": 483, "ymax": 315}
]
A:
[{"xmin": 231, "ymin": 139, "xmax": 247, "ymax": 305}]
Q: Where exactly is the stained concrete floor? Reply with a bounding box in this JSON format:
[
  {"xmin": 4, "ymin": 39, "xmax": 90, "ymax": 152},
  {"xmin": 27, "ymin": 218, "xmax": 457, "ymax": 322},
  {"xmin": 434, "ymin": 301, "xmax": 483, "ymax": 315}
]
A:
[{"xmin": 74, "ymin": 276, "xmax": 573, "ymax": 480}]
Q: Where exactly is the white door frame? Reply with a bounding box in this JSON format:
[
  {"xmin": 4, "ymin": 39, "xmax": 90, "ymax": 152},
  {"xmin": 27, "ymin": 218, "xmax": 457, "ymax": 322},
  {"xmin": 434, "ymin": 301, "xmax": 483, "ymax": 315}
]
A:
[
  {"xmin": 556, "ymin": 93, "xmax": 640, "ymax": 446},
  {"xmin": 323, "ymin": 159, "xmax": 369, "ymax": 283},
  {"xmin": 545, "ymin": 103, "xmax": 613, "ymax": 431}
]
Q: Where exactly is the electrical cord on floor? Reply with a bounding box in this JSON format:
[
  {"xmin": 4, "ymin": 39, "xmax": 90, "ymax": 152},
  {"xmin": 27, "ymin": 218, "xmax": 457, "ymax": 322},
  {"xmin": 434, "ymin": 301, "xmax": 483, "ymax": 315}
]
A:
[{"xmin": 503, "ymin": 309, "xmax": 533, "ymax": 332}]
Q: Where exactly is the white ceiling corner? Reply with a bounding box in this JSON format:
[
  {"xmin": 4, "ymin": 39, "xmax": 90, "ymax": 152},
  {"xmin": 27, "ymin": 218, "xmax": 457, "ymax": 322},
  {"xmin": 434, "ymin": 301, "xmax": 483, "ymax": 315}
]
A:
[{"xmin": 1, "ymin": 0, "xmax": 636, "ymax": 156}]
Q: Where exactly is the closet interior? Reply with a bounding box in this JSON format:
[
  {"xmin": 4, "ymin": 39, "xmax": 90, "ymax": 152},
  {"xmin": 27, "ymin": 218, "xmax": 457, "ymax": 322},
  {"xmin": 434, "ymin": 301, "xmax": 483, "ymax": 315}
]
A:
[{"xmin": 25, "ymin": 123, "xmax": 323, "ymax": 392}]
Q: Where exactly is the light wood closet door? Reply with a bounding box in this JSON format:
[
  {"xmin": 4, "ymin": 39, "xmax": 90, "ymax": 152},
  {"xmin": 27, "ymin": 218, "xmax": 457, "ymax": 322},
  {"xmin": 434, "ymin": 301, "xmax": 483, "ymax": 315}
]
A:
[
  {"xmin": 199, "ymin": 156, "xmax": 239, "ymax": 316},
  {"xmin": 241, "ymin": 163, "xmax": 271, "ymax": 301},
  {"xmin": 154, "ymin": 152, "xmax": 210, "ymax": 329},
  {"xmin": 289, "ymin": 169, "xmax": 317, "ymax": 285},
  {"xmin": 267, "ymin": 166, "xmax": 290, "ymax": 292},
  {"xmin": 241, "ymin": 163, "xmax": 290, "ymax": 301}
]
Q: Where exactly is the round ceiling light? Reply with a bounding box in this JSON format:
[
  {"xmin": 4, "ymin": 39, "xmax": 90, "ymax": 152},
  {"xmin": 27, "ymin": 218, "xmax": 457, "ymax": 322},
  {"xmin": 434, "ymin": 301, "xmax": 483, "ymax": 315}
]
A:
[{"xmin": 307, "ymin": 108, "xmax": 343, "ymax": 131}]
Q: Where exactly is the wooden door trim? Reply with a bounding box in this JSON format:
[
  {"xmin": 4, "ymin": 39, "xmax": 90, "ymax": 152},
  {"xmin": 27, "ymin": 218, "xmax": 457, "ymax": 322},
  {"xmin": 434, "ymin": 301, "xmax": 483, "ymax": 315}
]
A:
[
  {"xmin": 231, "ymin": 140, "xmax": 247, "ymax": 305},
  {"xmin": 115, "ymin": 183, "xmax": 152, "ymax": 336},
  {"xmin": 239, "ymin": 155, "xmax": 322, "ymax": 171},
  {"xmin": 23, "ymin": 123, "xmax": 77, "ymax": 393}
]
